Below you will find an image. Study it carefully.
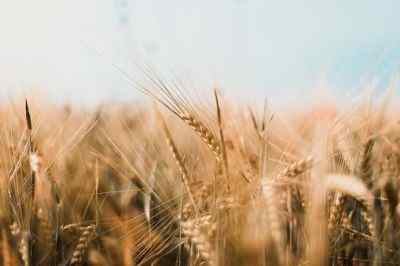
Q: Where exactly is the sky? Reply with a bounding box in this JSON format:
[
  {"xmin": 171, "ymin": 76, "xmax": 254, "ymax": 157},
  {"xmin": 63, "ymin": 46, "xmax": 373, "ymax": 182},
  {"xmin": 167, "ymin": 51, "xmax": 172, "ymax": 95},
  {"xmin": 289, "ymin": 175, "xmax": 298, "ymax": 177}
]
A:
[{"xmin": 1, "ymin": 0, "xmax": 400, "ymax": 106}]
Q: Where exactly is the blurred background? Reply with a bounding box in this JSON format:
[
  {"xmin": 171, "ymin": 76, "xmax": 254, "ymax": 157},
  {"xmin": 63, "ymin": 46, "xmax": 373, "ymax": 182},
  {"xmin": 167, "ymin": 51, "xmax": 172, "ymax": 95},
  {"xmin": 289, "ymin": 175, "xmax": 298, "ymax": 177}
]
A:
[{"xmin": 1, "ymin": 0, "xmax": 399, "ymax": 106}]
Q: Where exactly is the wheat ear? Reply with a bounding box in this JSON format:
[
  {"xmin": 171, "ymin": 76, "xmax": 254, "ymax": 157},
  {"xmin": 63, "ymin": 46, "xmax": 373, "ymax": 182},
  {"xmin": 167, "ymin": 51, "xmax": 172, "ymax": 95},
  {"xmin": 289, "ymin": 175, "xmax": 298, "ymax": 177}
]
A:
[
  {"xmin": 70, "ymin": 225, "xmax": 96, "ymax": 265},
  {"xmin": 180, "ymin": 113, "xmax": 222, "ymax": 161},
  {"xmin": 19, "ymin": 232, "xmax": 30, "ymax": 266},
  {"xmin": 325, "ymin": 175, "xmax": 373, "ymax": 209},
  {"xmin": 276, "ymin": 156, "xmax": 314, "ymax": 180},
  {"xmin": 181, "ymin": 215, "xmax": 216, "ymax": 265}
]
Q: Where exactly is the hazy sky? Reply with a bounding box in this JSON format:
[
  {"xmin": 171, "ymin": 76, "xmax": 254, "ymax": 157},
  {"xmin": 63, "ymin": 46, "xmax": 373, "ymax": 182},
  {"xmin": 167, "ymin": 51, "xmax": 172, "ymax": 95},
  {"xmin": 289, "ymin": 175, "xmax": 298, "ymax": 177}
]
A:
[{"xmin": 1, "ymin": 0, "xmax": 400, "ymax": 105}]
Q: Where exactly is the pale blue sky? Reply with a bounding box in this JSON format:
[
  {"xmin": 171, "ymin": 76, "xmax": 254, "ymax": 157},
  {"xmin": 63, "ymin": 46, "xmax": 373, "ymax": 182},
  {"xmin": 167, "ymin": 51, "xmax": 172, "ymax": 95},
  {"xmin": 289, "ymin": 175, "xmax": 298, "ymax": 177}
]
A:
[{"xmin": 1, "ymin": 0, "xmax": 399, "ymax": 105}]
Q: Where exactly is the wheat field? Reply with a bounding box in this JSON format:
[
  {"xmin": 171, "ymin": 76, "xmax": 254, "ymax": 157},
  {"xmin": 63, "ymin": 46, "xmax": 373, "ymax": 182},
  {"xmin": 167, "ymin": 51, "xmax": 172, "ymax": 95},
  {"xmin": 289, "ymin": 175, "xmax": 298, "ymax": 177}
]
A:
[{"xmin": 0, "ymin": 84, "xmax": 399, "ymax": 266}]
